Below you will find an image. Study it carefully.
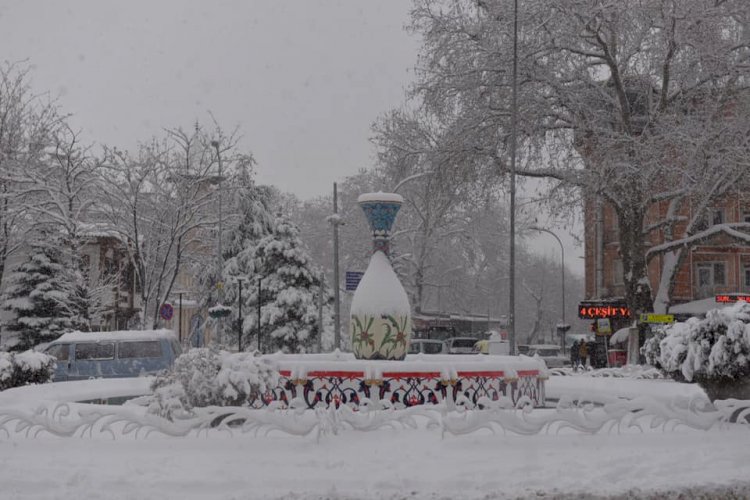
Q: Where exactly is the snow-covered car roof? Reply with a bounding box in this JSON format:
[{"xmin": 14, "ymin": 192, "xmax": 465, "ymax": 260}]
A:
[
  {"xmin": 50, "ymin": 329, "xmax": 177, "ymax": 344},
  {"xmin": 527, "ymin": 344, "xmax": 562, "ymax": 350}
]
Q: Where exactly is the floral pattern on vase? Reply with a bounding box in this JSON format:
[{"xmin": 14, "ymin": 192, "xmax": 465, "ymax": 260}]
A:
[{"xmin": 351, "ymin": 313, "xmax": 412, "ymax": 360}]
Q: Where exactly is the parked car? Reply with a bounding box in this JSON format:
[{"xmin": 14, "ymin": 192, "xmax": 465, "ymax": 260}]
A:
[
  {"xmin": 446, "ymin": 337, "xmax": 479, "ymax": 354},
  {"xmin": 44, "ymin": 329, "xmax": 182, "ymax": 382},
  {"xmin": 408, "ymin": 339, "xmax": 448, "ymax": 355},
  {"xmin": 526, "ymin": 344, "xmax": 570, "ymax": 368}
]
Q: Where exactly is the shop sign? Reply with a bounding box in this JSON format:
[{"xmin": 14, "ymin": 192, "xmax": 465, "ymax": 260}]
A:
[
  {"xmin": 578, "ymin": 301, "xmax": 630, "ymax": 319},
  {"xmin": 639, "ymin": 314, "xmax": 675, "ymax": 324},
  {"xmin": 715, "ymin": 294, "xmax": 750, "ymax": 304}
]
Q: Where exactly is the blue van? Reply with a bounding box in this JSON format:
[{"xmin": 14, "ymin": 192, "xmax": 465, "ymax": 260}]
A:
[{"xmin": 43, "ymin": 330, "xmax": 182, "ymax": 381}]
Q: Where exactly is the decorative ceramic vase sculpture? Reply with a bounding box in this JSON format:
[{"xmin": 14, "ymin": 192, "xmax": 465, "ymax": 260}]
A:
[{"xmin": 350, "ymin": 192, "xmax": 412, "ymax": 360}]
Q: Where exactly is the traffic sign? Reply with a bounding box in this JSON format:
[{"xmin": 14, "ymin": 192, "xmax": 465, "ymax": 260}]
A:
[
  {"xmin": 639, "ymin": 313, "xmax": 674, "ymax": 324},
  {"xmin": 159, "ymin": 303, "xmax": 174, "ymax": 321},
  {"xmin": 345, "ymin": 271, "xmax": 364, "ymax": 291},
  {"xmin": 596, "ymin": 318, "xmax": 612, "ymax": 335}
]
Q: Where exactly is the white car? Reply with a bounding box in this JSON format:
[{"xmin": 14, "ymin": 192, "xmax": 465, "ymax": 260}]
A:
[{"xmin": 526, "ymin": 344, "xmax": 570, "ymax": 368}]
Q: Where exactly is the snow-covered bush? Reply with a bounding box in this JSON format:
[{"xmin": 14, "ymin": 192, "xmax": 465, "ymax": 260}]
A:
[
  {"xmin": 0, "ymin": 350, "xmax": 56, "ymax": 391},
  {"xmin": 654, "ymin": 302, "xmax": 750, "ymax": 388},
  {"xmin": 146, "ymin": 347, "xmax": 279, "ymax": 418}
]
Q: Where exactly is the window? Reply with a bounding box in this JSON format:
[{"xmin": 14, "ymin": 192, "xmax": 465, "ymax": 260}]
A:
[
  {"xmin": 743, "ymin": 212, "xmax": 750, "ymax": 224},
  {"xmin": 118, "ymin": 341, "xmax": 162, "ymax": 359},
  {"xmin": 711, "ymin": 209, "xmax": 724, "ymax": 226},
  {"xmin": 45, "ymin": 344, "xmax": 69, "ymax": 361},
  {"xmin": 744, "ymin": 265, "xmax": 750, "ymax": 290},
  {"xmin": 75, "ymin": 343, "xmax": 114, "ymax": 360},
  {"xmin": 612, "ymin": 259, "xmax": 624, "ymax": 285},
  {"xmin": 696, "ymin": 262, "xmax": 726, "ymax": 287},
  {"xmin": 423, "ymin": 342, "xmax": 445, "ymax": 354}
]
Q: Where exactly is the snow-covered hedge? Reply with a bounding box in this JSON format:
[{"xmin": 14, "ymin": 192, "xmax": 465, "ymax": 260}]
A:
[
  {"xmin": 146, "ymin": 348, "xmax": 279, "ymax": 419},
  {"xmin": 649, "ymin": 302, "xmax": 750, "ymax": 383},
  {"xmin": 0, "ymin": 350, "xmax": 56, "ymax": 391}
]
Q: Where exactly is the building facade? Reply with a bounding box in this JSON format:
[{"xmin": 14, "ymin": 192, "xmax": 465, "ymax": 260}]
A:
[{"xmin": 584, "ymin": 190, "xmax": 750, "ymax": 309}]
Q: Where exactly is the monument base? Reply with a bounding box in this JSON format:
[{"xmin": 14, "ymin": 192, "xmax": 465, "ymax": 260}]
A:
[{"xmin": 253, "ymin": 352, "xmax": 547, "ymax": 410}]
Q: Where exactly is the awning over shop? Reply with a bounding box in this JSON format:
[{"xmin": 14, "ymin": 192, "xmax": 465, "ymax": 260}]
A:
[
  {"xmin": 610, "ymin": 327, "xmax": 631, "ymax": 344},
  {"xmin": 669, "ymin": 298, "xmax": 734, "ymax": 317}
]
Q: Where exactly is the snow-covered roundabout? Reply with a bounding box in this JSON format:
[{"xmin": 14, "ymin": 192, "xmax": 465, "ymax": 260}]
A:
[{"xmin": 1, "ymin": 367, "xmax": 750, "ymax": 500}]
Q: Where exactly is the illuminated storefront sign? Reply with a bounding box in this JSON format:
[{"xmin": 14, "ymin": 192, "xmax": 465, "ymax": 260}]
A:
[
  {"xmin": 715, "ymin": 294, "xmax": 750, "ymax": 304},
  {"xmin": 578, "ymin": 301, "xmax": 631, "ymax": 319}
]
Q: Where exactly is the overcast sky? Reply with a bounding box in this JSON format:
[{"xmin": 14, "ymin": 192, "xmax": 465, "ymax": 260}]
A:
[
  {"xmin": 0, "ymin": 0, "xmax": 584, "ymax": 274},
  {"xmin": 0, "ymin": 0, "xmax": 418, "ymax": 199}
]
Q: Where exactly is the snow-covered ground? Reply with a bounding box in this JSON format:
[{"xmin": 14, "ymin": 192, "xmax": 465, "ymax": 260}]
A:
[{"xmin": 1, "ymin": 372, "xmax": 748, "ymax": 500}]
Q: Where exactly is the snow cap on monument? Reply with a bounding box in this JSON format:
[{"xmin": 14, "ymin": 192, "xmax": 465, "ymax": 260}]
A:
[{"xmin": 350, "ymin": 251, "xmax": 410, "ymax": 317}]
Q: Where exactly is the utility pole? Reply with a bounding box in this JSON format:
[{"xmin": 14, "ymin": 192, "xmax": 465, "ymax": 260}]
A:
[
  {"xmin": 507, "ymin": 0, "xmax": 519, "ymax": 355},
  {"xmin": 257, "ymin": 277, "xmax": 262, "ymax": 352},
  {"xmin": 237, "ymin": 278, "xmax": 245, "ymax": 352},
  {"xmin": 317, "ymin": 272, "xmax": 325, "ymax": 353},
  {"xmin": 332, "ymin": 182, "xmax": 341, "ymax": 350}
]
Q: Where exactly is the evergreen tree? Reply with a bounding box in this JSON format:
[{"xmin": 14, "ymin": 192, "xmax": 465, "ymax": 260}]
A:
[
  {"xmin": 1, "ymin": 236, "xmax": 88, "ymax": 351},
  {"xmin": 247, "ymin": 216, "xmax": 326, "ymax": 353},
  {"xmin": 202, "ymin": 167, "xmax": 275, "ymax": 347}
]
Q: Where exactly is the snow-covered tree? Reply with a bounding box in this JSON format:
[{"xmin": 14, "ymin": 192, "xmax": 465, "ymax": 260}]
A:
[
  {"xmin": 401, "ymin": 0, "xmax": 750, "ymax": 318},
  {"xmin": 17, "ymin": 125, "xmax": 102, "ymax": 329},
  {"xmin": 0, "ymin": 62, "xmax": 65, "ymax": 286},
  {"xmin": 98, "ymin": 123, "xmax": 241, "ymax": 328},
  {"xmin": 245, "ymin": 216, "xmax": 327, "ymax": 353},
  {"xmin": 212, "ymin": 174, "xmax": 276, "ymax": 348},
  {"xmin": 1, "ymin": 235, "xmax": 87, "ymax": 350}
]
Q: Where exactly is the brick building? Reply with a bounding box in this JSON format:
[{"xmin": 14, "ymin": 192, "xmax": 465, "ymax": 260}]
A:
[{"xmin": 584, "ymin": 190, "xmax": 750, "ymax": 309}]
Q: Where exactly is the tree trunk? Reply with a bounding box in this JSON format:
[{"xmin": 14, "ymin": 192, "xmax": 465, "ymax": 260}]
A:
[{"xmin": 617, "ymin": 205, "xmax": 653, "ymax": 319}]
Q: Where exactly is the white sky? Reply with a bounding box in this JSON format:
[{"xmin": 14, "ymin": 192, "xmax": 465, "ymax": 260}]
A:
[
  {"xmin": 0, "ymin": 0, "xmax": 584, "ymax": 274},
  {"xmin": 0, "ymin": 0, "xmax": 417, "ymax": 198}
]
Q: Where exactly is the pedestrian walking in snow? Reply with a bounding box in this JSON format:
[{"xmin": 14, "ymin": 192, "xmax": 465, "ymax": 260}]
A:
[
  {"xmin": 570, "ymin": 341, "xmax": 580, "ymax": 370},
  {"xmin": 578, "ymin": 341, "xmax": 589, "ymax": 369}
]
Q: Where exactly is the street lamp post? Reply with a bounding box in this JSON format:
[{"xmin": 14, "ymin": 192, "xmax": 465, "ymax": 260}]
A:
[
  {"xmin": 507, "ymin": 0, "xmax": 519, "ymax": 355},
  {"xmin": 329, "ymin": 182, "xmax": 343, "ymax": 350},
  {"xmin": 529, "ymin": 226, "xmax": 567, "ymax": 351},
  {"xmin": 211, "ymin": 140, "xmax": 223, "ymax": 281}
]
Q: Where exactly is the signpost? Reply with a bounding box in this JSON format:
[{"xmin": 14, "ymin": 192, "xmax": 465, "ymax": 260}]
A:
[
  {"xmin": 159, "ymin": 303, "xmax": 174, "ymax": 322},
  {"xmin": 596, "ymin": 318, "xmax": 612, "ymax": 335},
  {"xmin": 345, "ymin": 271, "xmax": 365, "ymax": 292},
  {"xmin": 639, "ymin": 313, "xmax": 675, "ymax": 324}
]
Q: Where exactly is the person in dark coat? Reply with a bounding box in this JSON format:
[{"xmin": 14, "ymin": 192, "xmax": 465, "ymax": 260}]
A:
[{"xmin": 570, "ymin": 341, "xmax": 580, "ymax": 369}]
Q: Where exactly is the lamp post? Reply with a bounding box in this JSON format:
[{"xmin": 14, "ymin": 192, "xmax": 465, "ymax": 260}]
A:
[
  {"xmin": 528, "ymin": 226, "xmax": 567, "ymax": 351},
  {"xmin": 328, "ymin": 182, "xmax": 344, "ymax": 350},
  {"xmin": 210, "ymin": 140, "xmax": 223, "ymax": 282},
  {"xmin": 507, "ymin": 0, "xmax": 519, "ymax": 355},
  {"xmin": 237, "ymin": 277, "xmax": 246, "ymax": 352}
]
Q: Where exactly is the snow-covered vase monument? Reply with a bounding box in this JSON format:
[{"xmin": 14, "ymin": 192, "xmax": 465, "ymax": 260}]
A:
[{"xmin": 350, "ymin": 192, "xmax": 412, "ymax": 360}]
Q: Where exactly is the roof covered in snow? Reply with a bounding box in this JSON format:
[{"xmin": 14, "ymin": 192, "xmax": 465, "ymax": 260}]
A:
[
  {"xmin": 669, "ymin": 297, "xmax": 735, "ymax": 316},
  {"xmin": 53, "ymin": 329, "xmax": 177, "ymax": 343}
]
